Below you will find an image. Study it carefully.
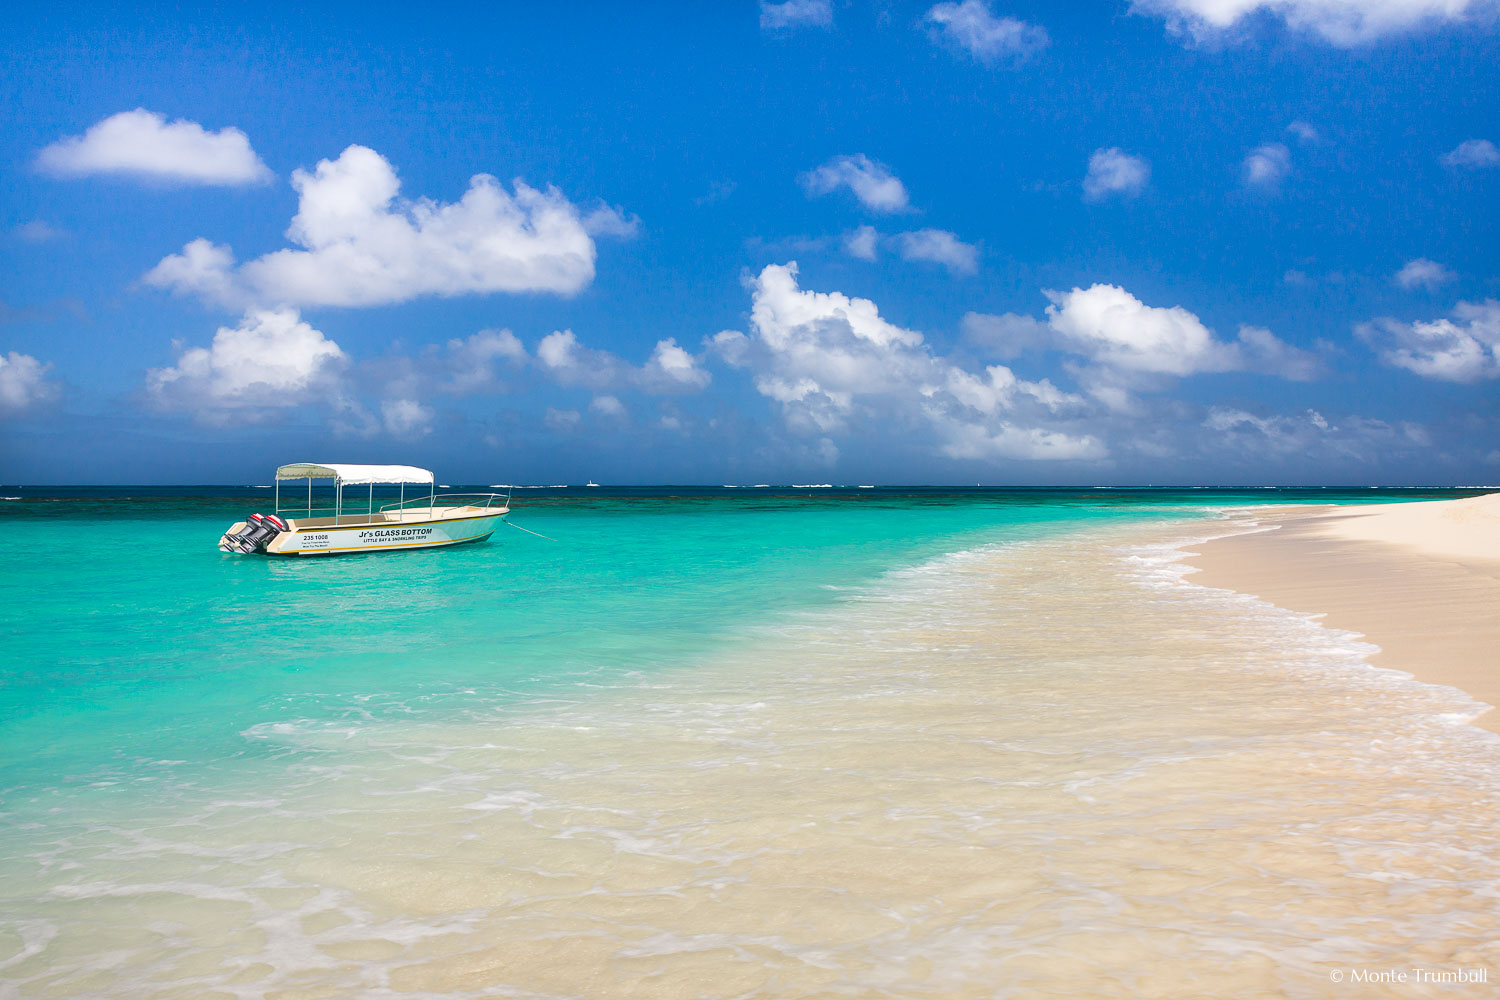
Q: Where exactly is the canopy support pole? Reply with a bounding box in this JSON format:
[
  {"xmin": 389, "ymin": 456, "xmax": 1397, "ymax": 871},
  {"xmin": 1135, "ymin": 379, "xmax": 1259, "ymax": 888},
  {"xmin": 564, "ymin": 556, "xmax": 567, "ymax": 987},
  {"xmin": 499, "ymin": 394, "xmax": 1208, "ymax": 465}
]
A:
[
  {"xmin": 307, "ymin": 477, "xmax": 312, "ymax": 518},
  {"xmin": 368, "ymin": 482, "xmax": 374, "ymax": 524}
]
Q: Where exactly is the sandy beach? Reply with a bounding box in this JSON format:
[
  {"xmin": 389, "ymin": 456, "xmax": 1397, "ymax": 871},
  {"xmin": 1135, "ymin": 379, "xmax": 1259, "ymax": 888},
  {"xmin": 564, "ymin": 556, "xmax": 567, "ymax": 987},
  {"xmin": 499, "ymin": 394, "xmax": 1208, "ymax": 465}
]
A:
[{"xmin": 1188, "ymin": 493, "xmax": 1500, "ymax": 734}]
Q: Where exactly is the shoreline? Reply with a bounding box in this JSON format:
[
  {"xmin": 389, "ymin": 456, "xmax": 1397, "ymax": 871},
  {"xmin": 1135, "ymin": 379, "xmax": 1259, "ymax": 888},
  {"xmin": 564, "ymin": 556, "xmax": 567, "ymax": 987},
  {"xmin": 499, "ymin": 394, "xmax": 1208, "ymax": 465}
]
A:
[{"xmin": 1184, "ymin": 494, "xmax": 1500, "ymax": 734}]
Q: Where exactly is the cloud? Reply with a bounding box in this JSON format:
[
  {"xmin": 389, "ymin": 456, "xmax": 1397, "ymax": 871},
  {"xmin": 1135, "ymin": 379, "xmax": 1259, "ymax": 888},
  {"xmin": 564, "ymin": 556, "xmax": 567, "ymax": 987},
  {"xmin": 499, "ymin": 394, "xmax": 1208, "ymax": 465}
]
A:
[
  {"xmin": 962, "ymin": 311, "xmax": 1050, "ymax": 359},
  {"xmin": 1442, "ymin": 138, "xmax": 1500, "ymax": 169},
  {"xmin": 35, "ymin": 109, "xmax": 270, "ymax": 186},
  {"xmin": 1243, "ymin": 143, "xmax": 1292, "ymax": 188},
  {"xmin": 590, "ymin": 394, "xmax": 627, "ymax": 418},
  {"xmin": 1133, "ymin": 0, "xmax": 1488, "ymax": 45},
  {"xmin": 844, "ymin": 225, "xmax": 880, "ymax": 261},
  {"xmin": 841, "ymin": 226, "xmax": 978, "ymax": 274},
  {"xmin": 367, "ymin": 328, "xmax": 527, "ymax": 401},
  {"xmin": 1394, "ymin": 258, "xmax": 1456, "ymax": 290},
  {"xmin": 545, "ymin": 407, "xmax": 581, "ymax": 432},
  {"xmin": 143, "ymin": 238, "xmax": 241, "ymax": 305},
  {"xmin": 1045, "ymin": 285, "xmax": 1237, "ymax": 376},
  {"xmin": 1204, "ymin": 406, "xmax": 1430, "ymax": 462},
  {"xmin": 641, "ymin": 338, "xmax": 712, "ymax": 390},
  {"xmin": 760, "ymin": 0, "xmax": 833, "ymax": 30},
  {"xmin": 1286, "ymin": 120, "xmax": 1322, "ymax": 143},
  {"xmin": 891, "ymin": 228, "xmax": 979, "ymax": 275},
  {"xmin": 534, "ymin": 329, "xmax": 710, "ymax": 394},
  {"xmin": 800, "ymin": 154, "xmax": 910, "ymax": 213},
  {"xmin": 12, "ymin": 221, "xmax": 65, "ymax": 243},
  {"xmin": 925, "ymin": 1, "xmax": 1050, "ymax": 64},
  {"xmin": 381, "ymin": 398, "xmax": 434, "ymax": 438},
  {"xmin": 1358, "ymin": 299, "xmax": 1500, "ymax": 382},
  {"xmin": 725, "ymin": 262, "xmax": 1103, "ymax": 461},
  {"xmin": 535, "ymin": 329, "xmax": 620, "ymax": 389},
  {"xmin": 441, "ymin": 329, "xmax": 527, "ymax": 394},
  {"xmin": 581, "ymin": 203, "xmax": 641, "ymax": 239},
  {"xmin": 145, "ymin": 145, "xmax": 603, "ymax": 307},
  {"xmin": 0, "ymin": 351, "xmax": 61, "ymax": 413},
  {"xmin": 146, "ymin": 308, "xmax": 346, "ymax": 421},
  {"xmin": 1083, "ymin": 148, "xmax": 1151, "ymax": 201},
  {"xmin": 1043, "ymin": 284, "xmax": 1319, "ymax": 379}
]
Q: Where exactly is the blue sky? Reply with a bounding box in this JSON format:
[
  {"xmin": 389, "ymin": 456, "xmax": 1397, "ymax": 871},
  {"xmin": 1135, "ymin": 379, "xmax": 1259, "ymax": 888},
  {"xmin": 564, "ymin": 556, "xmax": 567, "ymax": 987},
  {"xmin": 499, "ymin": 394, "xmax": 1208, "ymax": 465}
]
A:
[{"xmin": 2, "ymin": 0, "xmax": 1496, "ymax": 484}]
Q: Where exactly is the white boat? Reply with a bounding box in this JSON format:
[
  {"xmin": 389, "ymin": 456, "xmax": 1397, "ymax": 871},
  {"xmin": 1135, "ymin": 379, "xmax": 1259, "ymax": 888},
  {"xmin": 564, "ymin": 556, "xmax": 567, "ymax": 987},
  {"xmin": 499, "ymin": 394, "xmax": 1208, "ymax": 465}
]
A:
[{"xmin": 218, "ymin": 463, "xmax": 509, "ymax": 556}]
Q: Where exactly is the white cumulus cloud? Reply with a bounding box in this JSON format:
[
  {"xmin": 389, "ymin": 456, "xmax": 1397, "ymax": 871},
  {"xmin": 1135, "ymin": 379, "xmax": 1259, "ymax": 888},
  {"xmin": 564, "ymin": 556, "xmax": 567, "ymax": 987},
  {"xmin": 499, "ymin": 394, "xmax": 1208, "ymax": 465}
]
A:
[
  {"xmin": 145, "ymin": 144, "xmax": 603, "ymax": 307},
  {"xmin": 925, "ymin": 1, "xmax": 1050, "ymax": 64},
  {"xmin": 146, "ymin": 308, "xmax": 346, "ymax": 421},
  {"xmin": 841, "ymin": 226, "xmax": 978, "ymax": 274},
  {"xmin": 0, "ymin": 351, "xmax": 61, "ymax": 413},
  {"xmin": 36, "ymin": 109, "xmax": 270, "ymax": 186},
  {"xmin": 891, "ymin": 228, "xmax": 979, "ymax": 275},
  {"xmin": 1083, "ymin": 148, "xmax": 1151, "ymax": 201},
  {"xmin": 800, "ymin": 154, "xmax": 910, "ymax": 213},
  {"xmin": 535, "ymin": 329, "xmax": 710, "ymax": 394},
  {"xmin": 1358, "ymin": 299, "xmax": 1500, "ymax": 382},
  {"xmin": 1442, "ymin": 138, "xmax": 1500, "ymax": 168},
  {"xmin": 642, "ymin": 338, "xmax": 712, "ymax": 391},
  {"xmin": 1394, "ymin": 258, "xmax": 1456, "ymax": 290},
  {"xmin": 723, "ymin": 262, "xmax": 1103, "ymax": 461},
  {"xmin": 760, "ymin": 0, "xmax": 833, "ymax": 30},
  {"xmin": 1044, "ymin": 283, "xmax": 1319, "ymax": 379},
  {"xmin": 1244, "ymin": 142, "xmax": 1292, "ymax": 188},
  {"xmin": 1133, "ymin": 0, "xmax": 1487, "ymax": 45}
]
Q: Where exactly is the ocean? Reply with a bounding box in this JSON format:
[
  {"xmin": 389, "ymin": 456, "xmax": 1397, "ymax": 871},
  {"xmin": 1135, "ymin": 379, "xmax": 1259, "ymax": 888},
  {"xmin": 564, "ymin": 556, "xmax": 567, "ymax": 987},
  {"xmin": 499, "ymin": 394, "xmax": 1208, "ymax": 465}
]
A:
[{"xmin": 2, "ymin": 486, "xmax": 1497, "ymax": 998}]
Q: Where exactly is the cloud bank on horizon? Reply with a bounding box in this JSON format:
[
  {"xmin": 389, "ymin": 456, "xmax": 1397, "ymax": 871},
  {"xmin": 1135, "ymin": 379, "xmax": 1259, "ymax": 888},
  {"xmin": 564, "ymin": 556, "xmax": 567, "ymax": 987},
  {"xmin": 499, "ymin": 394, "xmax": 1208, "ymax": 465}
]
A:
[{"xmin": 2, "ymin": 1, "xmax": 1496, "ymax": 484}]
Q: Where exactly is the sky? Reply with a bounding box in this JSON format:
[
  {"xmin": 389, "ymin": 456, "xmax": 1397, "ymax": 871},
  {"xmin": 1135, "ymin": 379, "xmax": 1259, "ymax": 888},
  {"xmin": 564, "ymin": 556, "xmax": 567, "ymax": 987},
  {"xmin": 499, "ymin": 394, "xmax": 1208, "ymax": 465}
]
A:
[{"xmin": 1, "ymin": 0, "xmax": 1497, "ymax": 485}]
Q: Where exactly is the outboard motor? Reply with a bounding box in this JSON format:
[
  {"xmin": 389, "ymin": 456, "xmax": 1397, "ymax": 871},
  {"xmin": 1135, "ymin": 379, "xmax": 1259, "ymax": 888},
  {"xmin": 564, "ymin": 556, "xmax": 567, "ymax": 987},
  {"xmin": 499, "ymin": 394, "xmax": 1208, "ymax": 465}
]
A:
[{"xmin": 219, "ymin": 512, "xmax": 287, "ymax": 553}]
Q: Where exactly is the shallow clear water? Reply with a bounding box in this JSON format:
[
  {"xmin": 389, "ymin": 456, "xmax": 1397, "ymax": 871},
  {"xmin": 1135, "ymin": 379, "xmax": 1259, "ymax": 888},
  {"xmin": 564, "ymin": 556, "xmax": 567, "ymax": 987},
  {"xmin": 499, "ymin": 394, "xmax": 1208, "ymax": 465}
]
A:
[{"xmin": 1, "ymin": 487, "xmax": 1496, "ymax": 997}]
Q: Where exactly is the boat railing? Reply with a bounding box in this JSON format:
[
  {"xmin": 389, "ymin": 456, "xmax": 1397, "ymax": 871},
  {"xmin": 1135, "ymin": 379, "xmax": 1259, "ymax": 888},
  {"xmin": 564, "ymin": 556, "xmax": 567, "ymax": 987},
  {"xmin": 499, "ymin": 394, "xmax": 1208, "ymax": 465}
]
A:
[{"xmin": 377, "ymin": 492, "xmax": 512, "ymax": 521}]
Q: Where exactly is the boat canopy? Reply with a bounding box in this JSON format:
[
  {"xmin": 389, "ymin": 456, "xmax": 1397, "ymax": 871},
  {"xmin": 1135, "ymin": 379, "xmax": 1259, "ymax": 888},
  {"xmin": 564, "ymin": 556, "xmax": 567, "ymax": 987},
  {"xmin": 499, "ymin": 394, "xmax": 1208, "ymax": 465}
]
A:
[{"xmin": 275, "ymin": 463, "xmax": 435, "ymax": 485}]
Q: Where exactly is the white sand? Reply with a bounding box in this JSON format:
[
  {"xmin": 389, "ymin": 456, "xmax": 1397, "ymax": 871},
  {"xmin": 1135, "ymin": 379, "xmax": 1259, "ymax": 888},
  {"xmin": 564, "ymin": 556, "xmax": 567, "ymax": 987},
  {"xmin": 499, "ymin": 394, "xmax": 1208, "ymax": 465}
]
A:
[
  {"xmin": 1319, "ymin": 491, "xmax": 1500, "ymax": 565},
  {"xmin": 1189, "ymin": 492, "xmax": 1500, "ymax": 733}
]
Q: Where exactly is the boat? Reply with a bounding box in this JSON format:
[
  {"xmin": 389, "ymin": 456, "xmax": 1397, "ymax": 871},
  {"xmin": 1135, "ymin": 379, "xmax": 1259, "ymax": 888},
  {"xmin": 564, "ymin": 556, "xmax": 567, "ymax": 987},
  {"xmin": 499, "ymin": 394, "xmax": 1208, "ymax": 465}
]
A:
[{"xmin": 218, "ymin": 463, "xmax": 510, "ymax": 556}]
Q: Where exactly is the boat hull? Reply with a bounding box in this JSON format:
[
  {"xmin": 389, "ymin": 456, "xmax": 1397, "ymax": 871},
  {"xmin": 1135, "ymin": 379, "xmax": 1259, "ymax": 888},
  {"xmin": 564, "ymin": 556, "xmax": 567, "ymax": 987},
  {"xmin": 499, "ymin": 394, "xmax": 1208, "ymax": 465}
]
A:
[{"xmin": 265, "ymin": 512, "xmax": 505, "ymax": 556}]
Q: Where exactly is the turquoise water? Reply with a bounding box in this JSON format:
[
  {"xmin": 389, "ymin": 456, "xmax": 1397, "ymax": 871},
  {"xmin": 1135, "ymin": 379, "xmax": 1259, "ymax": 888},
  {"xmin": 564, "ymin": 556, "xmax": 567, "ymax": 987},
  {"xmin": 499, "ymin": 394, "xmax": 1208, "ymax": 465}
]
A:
[
  {"xmin": 2, "ymin": 485, "xmax": 1497, "ymax": 998},
  {"xmin": 0, "ymin": 486, "xmax": 1475, "ymax": 810}
]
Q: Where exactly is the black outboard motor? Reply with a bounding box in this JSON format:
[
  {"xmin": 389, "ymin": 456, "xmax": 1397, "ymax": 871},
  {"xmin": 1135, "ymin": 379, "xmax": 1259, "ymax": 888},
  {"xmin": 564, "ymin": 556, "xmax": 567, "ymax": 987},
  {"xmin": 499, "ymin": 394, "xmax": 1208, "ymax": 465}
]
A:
[{"xmin": 220, "ymin": 513, "xmax": 287, "ymax": 553}]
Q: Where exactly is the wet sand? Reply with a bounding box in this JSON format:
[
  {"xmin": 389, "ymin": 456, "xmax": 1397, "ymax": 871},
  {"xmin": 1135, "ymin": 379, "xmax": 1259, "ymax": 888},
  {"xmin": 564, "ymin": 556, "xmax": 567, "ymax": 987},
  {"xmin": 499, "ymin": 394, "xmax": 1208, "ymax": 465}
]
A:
[{"xmin": 1188, "ymin": 493, "xmax": 1500, "ymax": 734}]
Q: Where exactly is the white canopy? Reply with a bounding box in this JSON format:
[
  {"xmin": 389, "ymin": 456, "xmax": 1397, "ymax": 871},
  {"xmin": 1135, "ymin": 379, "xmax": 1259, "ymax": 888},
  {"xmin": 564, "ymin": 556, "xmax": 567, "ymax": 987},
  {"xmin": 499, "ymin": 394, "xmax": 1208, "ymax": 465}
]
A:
[{"xmin": 275, "ymin": 463, "xmax": 434, "ymax": 485}]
